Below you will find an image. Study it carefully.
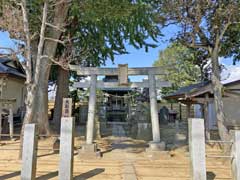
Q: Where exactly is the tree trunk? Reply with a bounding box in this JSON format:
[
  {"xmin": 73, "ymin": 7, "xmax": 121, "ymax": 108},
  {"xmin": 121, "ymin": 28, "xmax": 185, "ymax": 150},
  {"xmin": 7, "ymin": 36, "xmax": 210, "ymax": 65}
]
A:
[
  {"xmin": 22, "ymin": 1, "xmax": 69, "ymax": 133},
  {"xmin": 19, "ymin": 2, "xmax": 69, "ymax": 158},
  {"xmin": 211, "ymin": 50, "xmax": 230, "ymax": 141},
  {"xmin": 19, "ymin": 85, "xmax": 37, "ymax": 159},
  {"xmin": 53, "ymin": 67, "xmax": 69, "ymax": 133},
  {"xmin": 32, "ymin": 59, "xmax": 51, "ymax": 134}
]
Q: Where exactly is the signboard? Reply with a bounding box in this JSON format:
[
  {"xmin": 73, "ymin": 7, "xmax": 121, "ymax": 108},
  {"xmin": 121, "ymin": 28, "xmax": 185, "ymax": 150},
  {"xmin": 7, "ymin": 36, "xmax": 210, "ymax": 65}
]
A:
[
  {"xmin": 62, "ymin": 98, "xmax": 72, "ymax": 117},
  {"xmin": 118, "ymin": 64, "xmax": 128, "ymax": 85}
]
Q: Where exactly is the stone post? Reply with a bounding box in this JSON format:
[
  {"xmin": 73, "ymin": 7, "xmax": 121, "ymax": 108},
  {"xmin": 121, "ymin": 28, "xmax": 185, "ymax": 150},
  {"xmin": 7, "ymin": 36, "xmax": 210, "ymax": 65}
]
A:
[
  {"xmin": 231, "ymin": 130, "xmax": 240, "ymax": 180},
  {"xmin": 188, "ymin": 118, "xmax": 206, "ymax": 180},
  {"xmin": 148, "ymin": 73, "xmax": 160, "ymax": 143},
  {"xmin": 21, "ymin": 124, "xmax": 38, "ymax": 180},
  {"xmin": 59, "ymin": 117, "xmax": 75, "ymax": 180},
  {"xmin": 86, "ymin": 74, "xmax": 97, "ymax": 145},
  {"xmin": 147, "ymin": 73, "xmax": 165, "ymax": 151},
  {"xmin": 8, "ymin": 105, "xmax": 14, "ymax": 139}
]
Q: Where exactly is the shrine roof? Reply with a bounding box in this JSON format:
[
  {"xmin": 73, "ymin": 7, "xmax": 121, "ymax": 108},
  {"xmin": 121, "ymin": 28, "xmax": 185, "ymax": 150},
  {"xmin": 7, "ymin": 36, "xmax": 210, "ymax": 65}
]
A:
[
  {"xmin": 164, "ymin": 81, "xmax": 211, "ymax": 100},
  {"xmin": 0, "ymin": 58, "xmax": 25, "ymax": 79}
]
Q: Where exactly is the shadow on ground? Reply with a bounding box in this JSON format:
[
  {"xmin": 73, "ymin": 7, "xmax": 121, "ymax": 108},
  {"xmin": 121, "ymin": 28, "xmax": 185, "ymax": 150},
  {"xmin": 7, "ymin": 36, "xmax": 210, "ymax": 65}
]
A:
[
  {"xmin": 207, "ymin": 171, "xmax": 216, "ymax": 180},
  {"xmin": 35, "ymin": 168, "xmax": 105, "ymax": 180},
  {"xmin": 74, "ymin": 168, "xmax": 105, "ymax": 180},
  {"xmin": 36, "ymin": 171, "xmax": 58, "ymax": 180},
  {"xmin": 0, "ymin": 171, "xmax": 20, "ymax": 179}
]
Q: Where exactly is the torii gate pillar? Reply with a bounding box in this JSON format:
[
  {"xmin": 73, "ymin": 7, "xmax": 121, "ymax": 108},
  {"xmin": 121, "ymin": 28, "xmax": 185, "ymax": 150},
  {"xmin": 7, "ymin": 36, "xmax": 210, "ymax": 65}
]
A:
[
  {"xmin": 149, "ymin": 74, "xmax": 160, "ymax": 142},
  {"xmin": 86, "ymin": 74, "xmax": 97, "ymax": 144},
  {"xmin": 148, "ymin": 73, "xmax": 165, "ymax": 150}
]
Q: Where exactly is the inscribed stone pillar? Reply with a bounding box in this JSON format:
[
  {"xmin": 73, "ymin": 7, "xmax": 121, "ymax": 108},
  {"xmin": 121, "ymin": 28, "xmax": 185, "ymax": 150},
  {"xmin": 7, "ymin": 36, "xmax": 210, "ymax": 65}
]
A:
[
  {"xmin": 148, "ymin": 73, "xmax": 160, "ymax": 143},
  {"xmin": 188, "ymin": 118, "xmax": 206, "ymax": 180},
  {"xmin": 62, "ymin": 98, "xmax": 72, "ymax": 117},
  {"xmin": 86, "ymin": 74, "xmax": 97, "ymax": 144}
]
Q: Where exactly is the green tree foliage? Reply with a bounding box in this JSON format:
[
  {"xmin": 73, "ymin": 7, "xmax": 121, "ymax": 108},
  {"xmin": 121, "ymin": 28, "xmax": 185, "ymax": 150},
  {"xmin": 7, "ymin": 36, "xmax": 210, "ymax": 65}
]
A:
[
  {"xmin": 221, "ymin": 23, "xmax": 240, "ymax": 65},
  {"xmin": 67, "ymin": 0, "xmax": 161, "ymax": 66},
  {"xmin": 153, "ymin": 43, "xmax": 201, "ymax": 94}
]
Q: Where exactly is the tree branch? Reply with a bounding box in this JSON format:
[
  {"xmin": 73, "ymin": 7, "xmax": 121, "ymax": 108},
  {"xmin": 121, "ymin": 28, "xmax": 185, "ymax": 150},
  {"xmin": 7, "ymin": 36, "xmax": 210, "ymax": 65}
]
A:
[
  {"xmin": 45, "ymin": 22, "xmax": 66, "ymax": 32},
  {"xmin": 44, "ymin": 37, "xmax": 65, "ymax": 45},
  {"xmin": 41, "ymin": 55, "xmax": 69, "ymax": 70},
  {"xmin": 20, "ymin": 0, "xmax": 32, "ymax": 84},
  {"xmin": 34, "ymin": 0, "xmax": 48, "ymax": 83}
]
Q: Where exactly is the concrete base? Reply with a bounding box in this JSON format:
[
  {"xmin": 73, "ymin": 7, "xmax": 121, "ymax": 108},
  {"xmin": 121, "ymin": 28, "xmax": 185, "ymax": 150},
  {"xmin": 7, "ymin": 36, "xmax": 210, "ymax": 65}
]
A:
[
  {"xmin": 146, "ymin": 141, "xmax": 166, "ymax": 151},
  {"xmin": 78, "ymin": 143, "xmax": 100, "ymax": 159}
]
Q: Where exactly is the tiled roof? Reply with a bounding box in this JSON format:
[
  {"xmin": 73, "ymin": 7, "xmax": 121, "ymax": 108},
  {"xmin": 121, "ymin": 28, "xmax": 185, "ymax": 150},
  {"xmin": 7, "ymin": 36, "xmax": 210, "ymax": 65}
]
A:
[
  {"xmin": 0, "ymin": 58, "xmax": 25, "ymax": 78},
  {"xmin": 164, "ymin": 81, "xmax": 211, "ymax": 99}
]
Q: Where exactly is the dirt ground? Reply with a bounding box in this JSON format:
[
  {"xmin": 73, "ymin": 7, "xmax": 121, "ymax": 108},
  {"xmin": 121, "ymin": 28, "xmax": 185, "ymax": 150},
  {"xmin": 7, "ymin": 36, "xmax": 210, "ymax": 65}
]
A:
[{"xmin": 0, "ymin": 136, "xmax": 233, "ymax": 180}]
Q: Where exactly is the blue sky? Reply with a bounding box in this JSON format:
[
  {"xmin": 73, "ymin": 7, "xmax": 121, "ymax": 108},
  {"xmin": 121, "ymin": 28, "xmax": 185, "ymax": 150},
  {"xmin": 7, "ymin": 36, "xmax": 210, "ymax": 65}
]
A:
[
  {"xmin": 0, "ymin": 25, "xmax": 238, "ymax": 82},
  {"xmin": 0, "ymin": 31, "xmax": 19, "ymax": 52},
  {"xmin": 104, "ymin": 25, "xmax": 179, "ymax": 68}
]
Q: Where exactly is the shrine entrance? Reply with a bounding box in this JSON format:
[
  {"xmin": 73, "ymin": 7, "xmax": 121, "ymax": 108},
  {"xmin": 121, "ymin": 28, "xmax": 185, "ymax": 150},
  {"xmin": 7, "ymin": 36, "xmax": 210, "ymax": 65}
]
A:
[{"xmin": 70, "ymin": 64, "xmax": 170, "ymax": 151}]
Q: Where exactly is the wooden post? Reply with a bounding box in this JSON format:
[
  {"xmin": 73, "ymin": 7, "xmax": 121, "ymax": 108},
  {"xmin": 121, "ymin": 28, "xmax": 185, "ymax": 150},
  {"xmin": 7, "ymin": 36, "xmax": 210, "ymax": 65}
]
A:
[
  {"xmin": 21, "ymin": 124, "xmax": 38, "ymax": 180},
  {"xmin": 179, "ymin": 103, "xmax": 182, "ymax": 121},
  {"xmin": 204, "ymin": 94, "xmax": 210, "ymax": 140},
  {"xmin": 8, "ymin": 105, "xmax": 14, "ymax": 139},
  {"xmin": 59, "ymin": 117, "xmax": 75, "ymax": 180},
  {"xmin": 186, "ymin": 103, "xmax": 191, "ymax": 119},
  {"xmin": 232, "ymin": 130, "xmax": 240, "ymax": 180},
  {"xmin": 86, "ymin": 74, "xmax": 97, "ymax": 145},
  {"xmin": 188, "ymin": 118, "xmax": 206, "ymax": 180}
]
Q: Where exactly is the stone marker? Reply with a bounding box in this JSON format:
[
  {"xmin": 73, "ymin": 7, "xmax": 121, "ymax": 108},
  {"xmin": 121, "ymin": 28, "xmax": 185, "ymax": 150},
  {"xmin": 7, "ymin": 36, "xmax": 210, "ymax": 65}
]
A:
[
  {"xmin": 59, "ymin": 117, "xmax": 75, "ymax": 180},
  {"xmin": 188, "ymin": 118, "xmax": 206, "ymax": 180},
  {"xmin": 232, "ymin": 130, "xmax": 240, "ymax": 180},
  {"xmin": 62, "ymin": 98, "xmax": 72, "ymax": 117},
  {"xmin": 52, "ymin": 98, "xmax": 72, "ymax": 152},
  {"xmin": 159, "ymin": 106, "xmax": 169, "ymax": 125},
  {"xmin": 21, "ymin": 124, "xmax": 38, "ymax": 180}
]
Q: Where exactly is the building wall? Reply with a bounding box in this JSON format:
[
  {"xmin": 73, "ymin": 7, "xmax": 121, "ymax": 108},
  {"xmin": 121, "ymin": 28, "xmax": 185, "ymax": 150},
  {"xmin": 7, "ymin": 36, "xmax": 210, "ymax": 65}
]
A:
[
  {"xmin": 223, "ymin": 83, "xmax": 240, "ymax": 127},
  {"xmin": 193, "ymin": 82, "xmax": 240, "ymax": 128},
  {"xmin": 2, "ymin": 76, "xmax": 26, "ymax": 114}
]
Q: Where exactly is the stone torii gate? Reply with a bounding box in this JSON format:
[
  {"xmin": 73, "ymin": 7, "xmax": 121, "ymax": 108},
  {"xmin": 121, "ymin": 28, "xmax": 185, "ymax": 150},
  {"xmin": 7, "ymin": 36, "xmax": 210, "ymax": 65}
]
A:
[{"xmin": 70, "ymin": 64, "xmax": 170, "ymax": 151}]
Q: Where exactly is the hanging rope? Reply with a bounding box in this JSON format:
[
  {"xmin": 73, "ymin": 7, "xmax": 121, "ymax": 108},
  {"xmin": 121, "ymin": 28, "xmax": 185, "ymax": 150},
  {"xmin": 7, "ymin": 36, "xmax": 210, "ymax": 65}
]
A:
[{"xmin": 102, "ymin": 92, "xmax": 136, "ymax": 99}]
